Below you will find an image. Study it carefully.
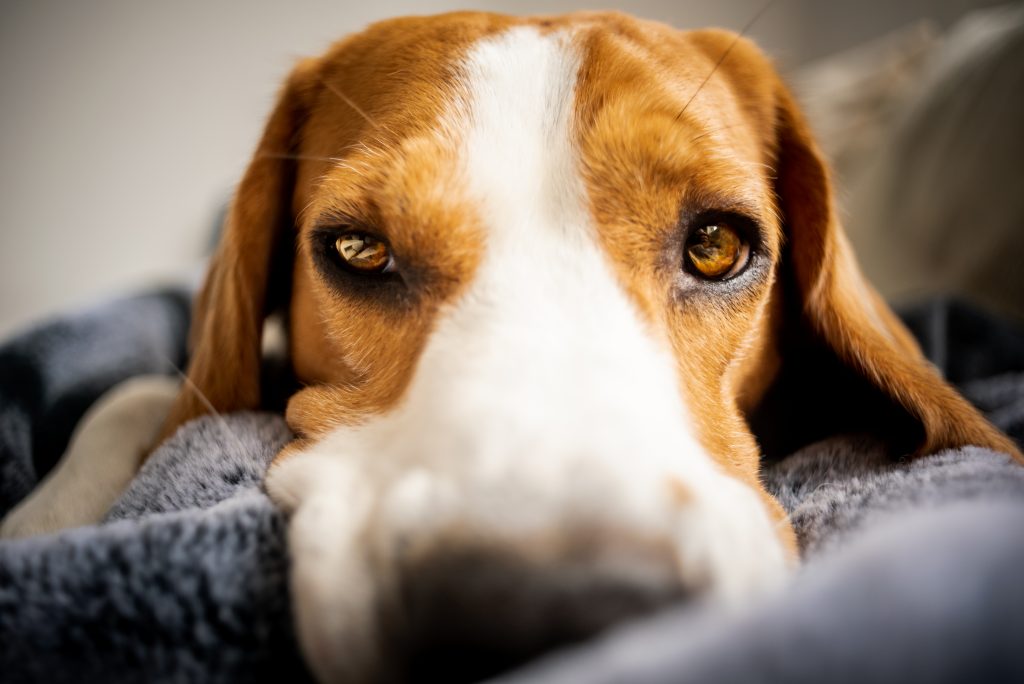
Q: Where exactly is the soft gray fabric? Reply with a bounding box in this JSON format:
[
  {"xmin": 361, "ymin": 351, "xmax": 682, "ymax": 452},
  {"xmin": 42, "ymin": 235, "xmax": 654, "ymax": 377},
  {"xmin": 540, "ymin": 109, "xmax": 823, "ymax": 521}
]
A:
[
  {"xmin": 766, "ymin": 438, "xmax": 1024, "ymax": 556},
  {"xmin": 106, "ymin": 412, "xmax": 293, "ymax": 521},
  {"xmin": 2, "ymin": 292, "xmax": 1024, "ymax": 683},
  {"xmin": 5, "ymin": 415, "xmax": 1023, "ymax": 683},
  {"xmin": 0, "ymin": 413, "xmax": 310, "ymax": 684},
  {"xmin": 0, "ymin": 289, "xmax": 189, "ymax": 514}
]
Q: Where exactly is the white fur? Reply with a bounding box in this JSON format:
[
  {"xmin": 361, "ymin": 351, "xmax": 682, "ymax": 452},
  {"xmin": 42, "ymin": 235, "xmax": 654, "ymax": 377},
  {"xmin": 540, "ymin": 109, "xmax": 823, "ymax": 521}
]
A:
[
  {"xmin": 272, "ymin": 453, "xmax": 382, "ymax": 682},
  {"xmin": 268, "ymin": 27, "xmax": 789, "ymax": 682},
  {"xmin": 0, "ymin": 374, "xmax": 179, "ymax": 539}
]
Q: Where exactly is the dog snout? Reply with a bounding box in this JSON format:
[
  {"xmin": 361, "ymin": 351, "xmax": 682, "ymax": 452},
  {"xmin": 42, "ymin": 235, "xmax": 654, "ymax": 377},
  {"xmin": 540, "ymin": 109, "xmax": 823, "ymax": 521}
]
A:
[
  {"xmin": 393, "ymin": 530, "xmax": 685, "ymax": 682},
  {"xmin": 270, "ymin": 445, "xmax": 790, "ymax": 683},
  {"xmin": 370, "ymin": 462, "xmax": 788, "ymax": 682}
]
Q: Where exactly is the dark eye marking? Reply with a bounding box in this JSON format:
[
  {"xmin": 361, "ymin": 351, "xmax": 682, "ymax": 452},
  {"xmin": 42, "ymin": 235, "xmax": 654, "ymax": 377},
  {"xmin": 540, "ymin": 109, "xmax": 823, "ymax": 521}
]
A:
[{"xmin": 309, "ymin": 226, "xmax": 406, "ymax": 297}]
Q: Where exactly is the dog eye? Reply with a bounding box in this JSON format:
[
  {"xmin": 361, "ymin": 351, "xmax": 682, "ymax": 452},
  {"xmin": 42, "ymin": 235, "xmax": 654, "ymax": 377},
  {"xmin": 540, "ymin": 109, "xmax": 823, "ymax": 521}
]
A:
[
  {"xmin": 335, "ymin": 233, "xmax": 393, "ymax": 273},
  {"xmin": 685, "ymin": 224, "xmax": 750, "ymax": 279}
]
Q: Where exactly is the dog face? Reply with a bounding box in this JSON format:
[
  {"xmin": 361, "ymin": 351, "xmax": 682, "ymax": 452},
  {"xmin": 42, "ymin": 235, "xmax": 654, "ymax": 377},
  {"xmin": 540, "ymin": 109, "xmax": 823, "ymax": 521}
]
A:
[{"xmin": 160, "ymin": 11, "xmax": 1019, "ymax": 681}]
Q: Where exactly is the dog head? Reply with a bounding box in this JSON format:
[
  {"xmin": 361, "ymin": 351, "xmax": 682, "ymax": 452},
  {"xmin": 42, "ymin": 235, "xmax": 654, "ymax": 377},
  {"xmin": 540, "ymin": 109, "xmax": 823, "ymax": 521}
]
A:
[{"xmin": 159, "ymin": 11, "xmax": 1019, "ymax": 681}]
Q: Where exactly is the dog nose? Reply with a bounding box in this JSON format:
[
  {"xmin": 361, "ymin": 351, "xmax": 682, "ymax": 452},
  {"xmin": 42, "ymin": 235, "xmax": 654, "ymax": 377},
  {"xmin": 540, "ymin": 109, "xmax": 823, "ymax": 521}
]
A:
[
  {"xmin": 268, "ymin": 446, "xmax": 790, "ymax": 683},
  {"xmin": 395, "ymin": 533, "xmax": 685, "ymax": 683}
]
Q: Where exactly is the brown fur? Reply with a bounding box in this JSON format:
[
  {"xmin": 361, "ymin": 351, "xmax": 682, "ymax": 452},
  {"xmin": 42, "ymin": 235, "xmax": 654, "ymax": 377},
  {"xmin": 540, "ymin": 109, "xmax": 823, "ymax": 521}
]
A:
[{"xmin": 159, "ymin": 12, "xmax": 1021, "ymax": 558}]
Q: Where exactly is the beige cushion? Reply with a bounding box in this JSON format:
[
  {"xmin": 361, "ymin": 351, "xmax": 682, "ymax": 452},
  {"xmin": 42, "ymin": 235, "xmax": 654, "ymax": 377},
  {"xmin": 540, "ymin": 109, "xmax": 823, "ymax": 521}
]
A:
[{"xmin": 794, "ymin": 4, "xmax": 1024, "ymax": 321}]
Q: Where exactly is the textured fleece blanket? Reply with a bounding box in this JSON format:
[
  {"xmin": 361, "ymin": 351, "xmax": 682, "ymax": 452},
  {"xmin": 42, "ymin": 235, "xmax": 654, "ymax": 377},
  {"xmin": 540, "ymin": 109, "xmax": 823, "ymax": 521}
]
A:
[{"xmin": 1, "ymin": 292, "xmax": 1023, "ymax": 684}]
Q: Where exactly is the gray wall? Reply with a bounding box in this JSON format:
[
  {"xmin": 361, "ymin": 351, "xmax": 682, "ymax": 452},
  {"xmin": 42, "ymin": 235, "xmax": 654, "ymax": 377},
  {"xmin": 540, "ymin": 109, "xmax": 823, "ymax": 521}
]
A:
[{"xmin": 0, "ymin": 0, "xmax": 1001, "ymax": 336}]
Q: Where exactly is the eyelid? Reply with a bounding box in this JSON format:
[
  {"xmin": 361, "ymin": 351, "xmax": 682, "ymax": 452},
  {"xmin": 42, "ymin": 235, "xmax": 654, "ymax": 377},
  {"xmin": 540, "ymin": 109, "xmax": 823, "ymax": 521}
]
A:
[
  {"xmin": 311, "ymin": 222, "xmax": 396, "ymax": 259},
  {"xmin": 685, "ymin": 209, "xmax": 762, "ymax": 242},
  {"xmin": 311, "ymin": 217, "xmax": 389, "ymax": 242}
]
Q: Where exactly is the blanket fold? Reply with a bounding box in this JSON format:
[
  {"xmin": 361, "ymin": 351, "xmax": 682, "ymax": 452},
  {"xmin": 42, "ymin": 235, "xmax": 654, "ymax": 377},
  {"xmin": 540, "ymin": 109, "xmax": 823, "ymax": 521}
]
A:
[
  {"xmin": 0, "ymin": 289, "xmax": 190, "ymax": 514},
  {"xmin": 1, "ymin": 293, "xmax": 1023, "ymax": 683}
]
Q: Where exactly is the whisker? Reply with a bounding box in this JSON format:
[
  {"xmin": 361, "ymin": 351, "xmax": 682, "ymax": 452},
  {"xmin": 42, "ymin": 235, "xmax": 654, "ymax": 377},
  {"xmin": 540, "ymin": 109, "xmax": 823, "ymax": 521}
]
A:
[
  {"xmin": 258, "ymin": 151, "xmax": 341, "ymax": 164},
  {"xmin": 297, "ymin": 197, "xmax": 319, "ymax": 228},
  {"xmin": 690, "ymin": 124, "xmax": 740, "ymax": 143},
  {"xmin": 158, "ymin": 352, "xmax": 250, "ymax": 456},
  {"xmin": 675, "ymin": 0, "xmax": 776, "ymax": 123},
  {"xmin": 258, "ymin": 134, "xmax": 399, "ymax": 172},
  {"xmin": 320, "ymin": 78, "xmax": 383, "ymax": 131}
]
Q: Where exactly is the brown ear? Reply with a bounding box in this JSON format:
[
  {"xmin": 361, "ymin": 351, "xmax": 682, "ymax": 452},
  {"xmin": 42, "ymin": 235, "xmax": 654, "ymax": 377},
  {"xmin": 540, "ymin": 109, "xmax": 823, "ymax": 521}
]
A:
[
  {"xmin": 748, "ymin": 83, "xmax": 1021, "ymax": 463},
  {"xmin": 158, "ymin": 61, "xmax": 317, "ymax": 442}
]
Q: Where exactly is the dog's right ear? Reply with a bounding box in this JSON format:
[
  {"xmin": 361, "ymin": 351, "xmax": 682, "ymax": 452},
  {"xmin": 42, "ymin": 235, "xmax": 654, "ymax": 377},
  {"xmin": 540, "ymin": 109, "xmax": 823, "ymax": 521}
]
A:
[
  {"xmin": 746, "ymin": 76, "xmax": 1021, "ymax": 463},
  {"xmin": 158, "ymin": 60, "xmax": 319, "ymax": 443}
]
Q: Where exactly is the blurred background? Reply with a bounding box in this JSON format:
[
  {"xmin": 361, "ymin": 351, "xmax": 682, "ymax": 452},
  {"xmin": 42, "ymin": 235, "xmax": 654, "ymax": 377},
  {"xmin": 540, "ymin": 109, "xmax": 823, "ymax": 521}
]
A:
[{"xmin": 1, "ymin": 0, "xmax": 1021, "ymax": 338}]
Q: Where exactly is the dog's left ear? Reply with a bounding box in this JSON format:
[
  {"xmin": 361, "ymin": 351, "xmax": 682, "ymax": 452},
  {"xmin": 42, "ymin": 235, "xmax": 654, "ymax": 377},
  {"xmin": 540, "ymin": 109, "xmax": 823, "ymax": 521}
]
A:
[
  {"xmin": 157, "ymin": 59, "xmax": 319, "ymax": 444},
  {"xmin": 748, "ymin": 81, "xmax": 1021, "ymax": 462}
]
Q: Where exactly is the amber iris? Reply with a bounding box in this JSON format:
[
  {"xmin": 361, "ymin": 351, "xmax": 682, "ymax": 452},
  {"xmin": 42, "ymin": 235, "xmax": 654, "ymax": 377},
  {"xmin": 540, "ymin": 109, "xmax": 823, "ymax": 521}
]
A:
[
  {"xmin": 686, "ymin": 224, "xmax": 744, "ymax": 279},
  {"xmin": 335, "ymin": 234, "xmax": 391, "ymax": 273}
]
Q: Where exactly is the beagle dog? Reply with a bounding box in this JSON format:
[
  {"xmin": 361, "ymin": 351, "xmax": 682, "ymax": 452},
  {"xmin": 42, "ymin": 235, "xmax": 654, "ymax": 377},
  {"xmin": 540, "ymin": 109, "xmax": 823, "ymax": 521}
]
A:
[{"xmin": 3, "ymin": 10, "xmax": 1020, "ymax": 683}]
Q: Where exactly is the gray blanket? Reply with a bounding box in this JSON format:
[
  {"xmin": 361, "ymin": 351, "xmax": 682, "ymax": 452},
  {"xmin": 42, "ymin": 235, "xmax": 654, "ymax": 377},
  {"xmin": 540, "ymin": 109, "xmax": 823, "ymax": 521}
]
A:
[{"xmin": 1, "ymin": 292, "xmax": 1023, "ymax": 683}]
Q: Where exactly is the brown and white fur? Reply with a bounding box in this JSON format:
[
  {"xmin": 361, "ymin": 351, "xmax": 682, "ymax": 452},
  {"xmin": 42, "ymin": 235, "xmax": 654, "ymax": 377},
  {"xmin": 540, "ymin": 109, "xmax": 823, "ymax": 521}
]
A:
[{"xmin": 3, "ymin": 11, "xmax": 1020, "ymax": 683}]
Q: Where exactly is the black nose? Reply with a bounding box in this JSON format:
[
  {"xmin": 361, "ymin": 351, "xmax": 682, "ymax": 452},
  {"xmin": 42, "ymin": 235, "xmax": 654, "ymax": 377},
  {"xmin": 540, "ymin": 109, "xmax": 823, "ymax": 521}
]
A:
[{"xmin": 392, "ymin": 537, "xmax": 686, "ymax": 683}]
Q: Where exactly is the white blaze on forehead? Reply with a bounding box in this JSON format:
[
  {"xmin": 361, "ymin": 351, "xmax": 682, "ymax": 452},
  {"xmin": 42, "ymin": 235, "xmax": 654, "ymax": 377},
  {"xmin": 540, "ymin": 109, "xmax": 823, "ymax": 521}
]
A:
[
  {"xmin": 460, "ymin": 26, "xmax": 584, "ymax": 237},
  {"xmin": 277, "ymin": 27, "xmax": 729, "ymax": 531},
  {"xmin": 370, "ymin": 26, "xmax": 720, "ymax": 521}
]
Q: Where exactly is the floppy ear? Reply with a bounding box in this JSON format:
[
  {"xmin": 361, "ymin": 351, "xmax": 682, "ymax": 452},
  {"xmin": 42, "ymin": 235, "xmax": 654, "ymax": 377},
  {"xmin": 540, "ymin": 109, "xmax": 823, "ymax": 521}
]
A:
[
  {"xmin": 748, "ymin": 83, "xmax": 1021, "ymax": 463},
  {"xmin": 158, "ymin": 61, "xmax": 317, "ymax": 443}
]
